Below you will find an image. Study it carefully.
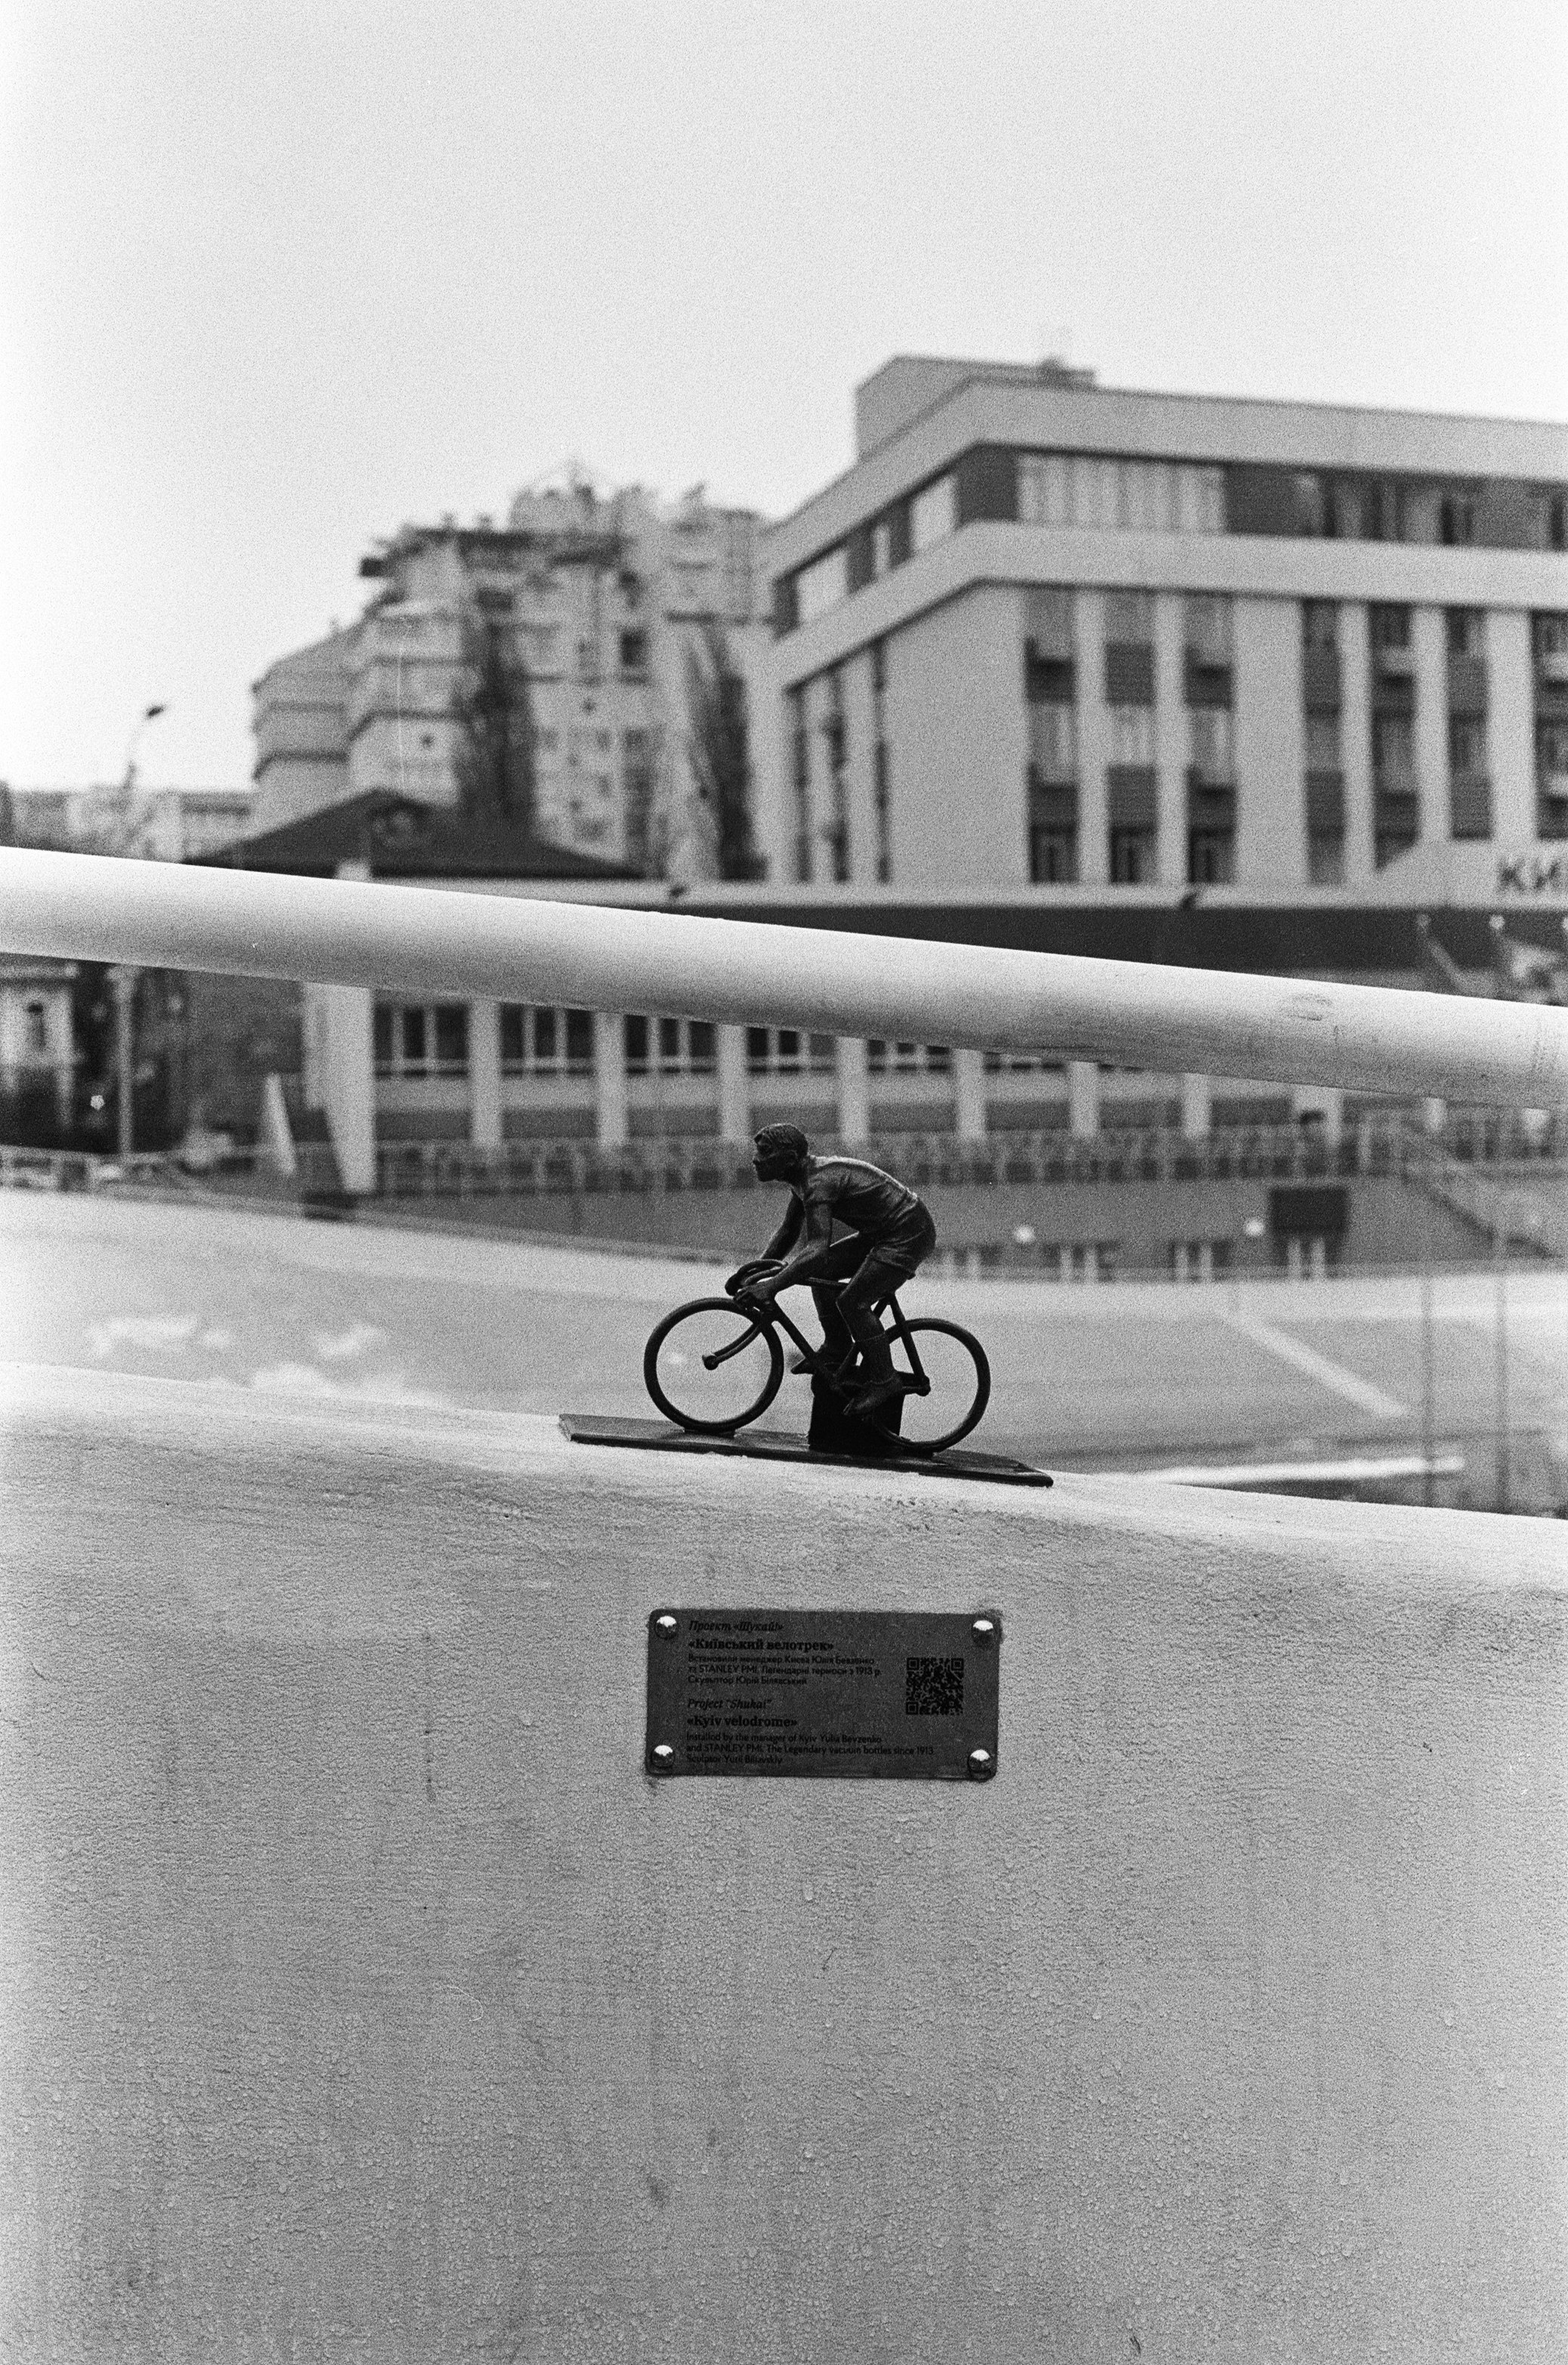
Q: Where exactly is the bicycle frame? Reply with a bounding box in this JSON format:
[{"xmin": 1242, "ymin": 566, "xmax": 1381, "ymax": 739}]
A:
[{"xmin": 706, "ymin": 1285, "xmax": 932, "ymax": 1399}]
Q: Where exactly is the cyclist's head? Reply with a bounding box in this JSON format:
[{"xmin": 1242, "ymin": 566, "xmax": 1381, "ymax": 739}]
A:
[{"xmin": 752, "ymin": 1124, "xmax": 809, "ymax": 1179}]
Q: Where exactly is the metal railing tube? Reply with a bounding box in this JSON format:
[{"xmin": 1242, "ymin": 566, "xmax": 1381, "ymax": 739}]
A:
[{"xmin": 3, "ymin": 845, "xmax": 1566, "ymax": 1105}]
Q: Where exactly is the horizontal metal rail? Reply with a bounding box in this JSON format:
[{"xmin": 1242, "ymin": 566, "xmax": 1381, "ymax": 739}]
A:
[{"xmin": 3, "ymin": 845, "xmax": 1567, "ymax": 1104}]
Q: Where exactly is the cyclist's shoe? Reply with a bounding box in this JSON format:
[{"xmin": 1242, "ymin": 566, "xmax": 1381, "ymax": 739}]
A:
[
  {"xmin": 789, "ymin": 1352, "xmax": 825, "ymax": 1376},
  {"xmin": 848, "ymin": 1374, "xmax": 917, "ymax": 1418}
]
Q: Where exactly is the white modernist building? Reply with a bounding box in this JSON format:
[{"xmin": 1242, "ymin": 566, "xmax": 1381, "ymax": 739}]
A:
[{"xmin": 759, "ymin": 355, "xmax": 1568, "ymax": 904}]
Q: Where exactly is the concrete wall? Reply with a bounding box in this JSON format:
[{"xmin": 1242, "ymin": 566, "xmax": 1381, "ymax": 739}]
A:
[
  {"xmin": 887, "ymin": 585, "xmax": 1028, "ymax": 889},
  {"xmin": 3, "ymin": 1372, "xmax": 1562, "ymax": 2361}
]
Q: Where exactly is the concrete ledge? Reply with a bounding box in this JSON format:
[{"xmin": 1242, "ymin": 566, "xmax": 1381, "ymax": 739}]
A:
[{"xmin": 2, "ymin": 1368, "xmax": 1563, "ymax": 2360}]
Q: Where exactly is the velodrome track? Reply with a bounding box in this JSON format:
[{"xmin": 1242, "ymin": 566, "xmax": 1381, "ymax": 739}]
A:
[
  {"xmin": 2, "ymin": 1189, "xmax": 1564, "ymax": 2357},
  {"xmin": 1, "ymin": 1189, "xmax": 1563, "ymax": 1481}
]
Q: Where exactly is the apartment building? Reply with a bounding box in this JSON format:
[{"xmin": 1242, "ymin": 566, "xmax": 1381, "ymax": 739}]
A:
[
  {"xmin": 252, "ymin": 479, "xmax": 775, "ymax": 876},
  {"xmin": 8, "ymin": 784, "xmax": 253, "ymax": 861},
  {"xmin": 761, "ymin": 357, "xmax": 1568, "ymax": 906}
]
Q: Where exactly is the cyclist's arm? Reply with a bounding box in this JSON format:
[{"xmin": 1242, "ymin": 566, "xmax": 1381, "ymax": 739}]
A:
[
  {"xmin": 759, "ymin": 1197, "xmax": 804, "ymax": 1262},
  {"xmin": 725, "ymin": 1196, "xmax": 803, "ymax": 1294},
  {"xmin": 749, "ymin": 1192, "xmax": 838, "ymax": 1294}
]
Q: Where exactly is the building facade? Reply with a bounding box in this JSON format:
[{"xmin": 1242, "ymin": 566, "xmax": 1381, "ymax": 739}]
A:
[
  {"xmin": 759, "ymin": 356, "xmax": 1568, "ymax": 904},
  {"xmin": 252, "ymin": 479, "xmax": 776, "ymax": 878},
  {"xmin": 8, "ymin": 784, "xmax": 253, "ymax": 861}
]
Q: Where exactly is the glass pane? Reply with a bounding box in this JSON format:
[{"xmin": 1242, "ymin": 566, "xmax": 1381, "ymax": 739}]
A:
[
  {"xmin": 747, "ymin": 1027, "xmax": 771, "ymax": 1071},
  {"xmin": 533, "ymin": 1007, "xmax": 558, "ymax": 1063},
  {"xmin": 565, "ymin": 1009, "xmax": 594, "ymax": 1068},
  {"xmin": 401, "ymin": 1009, "xmax": 426, "ymax": 1064},
  {"xmin": 434, "ymin": 1005, "xmax": 468, "ymax": 1065},
  {"xmin": 658, "ymin": 1016, "xmax": 682, "ymax": 1066},
  {"xmin": 688, "ymin": 1022, "xmax": 716, "ymax": 1069},
  {"xmin": 499, "ymin": 1005, "xmax": 524, "ymax": 1063},
  {"xmin": 624, "ymin": 1015, "xmax": 649, "ymax": 1071},
  {"xmin": 373, "ymin": 1006, "xmax": 394, "ymax": 1064}
]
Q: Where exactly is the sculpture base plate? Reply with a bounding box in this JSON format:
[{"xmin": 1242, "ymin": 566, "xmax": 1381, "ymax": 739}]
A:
[{"xmin": 559, "ymin": 1414, "xmax": 1052, "ymax": 1489}]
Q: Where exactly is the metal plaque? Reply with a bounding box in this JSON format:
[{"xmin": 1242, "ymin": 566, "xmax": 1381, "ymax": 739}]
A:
[{"xmin": 645, "ymin": 1608, "xmax": 1001, "ymax": 1781}]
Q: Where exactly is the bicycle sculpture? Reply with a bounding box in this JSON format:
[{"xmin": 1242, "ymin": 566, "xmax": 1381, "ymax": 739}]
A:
[{"xmin": 642, "ymin": 1125, "xmax": 990, "ymax": 1458}]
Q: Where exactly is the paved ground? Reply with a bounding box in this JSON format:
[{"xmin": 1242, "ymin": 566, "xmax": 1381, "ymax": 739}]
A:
[{"xmin": 2, "ymin": 1192, "xmax": 1563, "ymax": 1503}]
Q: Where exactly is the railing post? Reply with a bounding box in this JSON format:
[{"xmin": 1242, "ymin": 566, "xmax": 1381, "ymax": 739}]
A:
[
  {"xmin": 594, "ymin": 1012, "xmax": 627, "ymax": 1150},
  {"xmin": 1069, "ymin": 1060, "xmax": 1099, "ymax": 1141},
  {"xmin": 953, "ymin": 1048, "xmax": 986, "ymax": 1143},
  {"xmin": 716, "ymin": 1025, "xmax": 750, "ymax": 1145},
  {"xmin": 469, "ymin": 999, "xmax": 502, "ymax": 1151},
  {"xmin": 833, "ymin": 1036, "xmax": 869, "ymax": 1145}
]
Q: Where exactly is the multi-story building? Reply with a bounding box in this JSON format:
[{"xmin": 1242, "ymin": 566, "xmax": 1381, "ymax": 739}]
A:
[
  {"xmin": 7, "ymin": 784, "xmax": 253, "ymax": 861},
  {"xmin": 760, "ymin": 354, "xmax": 1568, "ymax": 902},
  {"xmin": 251, "ymin": 478, "xmax": 775, "ymax": 876},
  {"xmin": 215, "ymin": 363, "xmax": 1568, "ymax": 1275}
]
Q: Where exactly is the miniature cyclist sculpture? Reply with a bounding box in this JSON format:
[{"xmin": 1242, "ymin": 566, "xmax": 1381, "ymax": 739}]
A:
[{"xmin": 642, "ymin": 1126, "xmax": 991, "ymax": 1457}]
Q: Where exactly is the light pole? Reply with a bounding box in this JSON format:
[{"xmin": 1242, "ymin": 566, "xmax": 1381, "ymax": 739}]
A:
[{"xmin": 107, "ymin": 703, "xmax": 168, "ymax": 1158}]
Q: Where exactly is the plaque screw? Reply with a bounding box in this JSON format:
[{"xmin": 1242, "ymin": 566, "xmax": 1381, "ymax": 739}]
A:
[
  {"xmin": 968, "ymin": 1747, "xmax": 995, "ymax": 1782},
  {"xmin": 971, "ymin": 1616, "xmax": 997, "ymax": 1648},
  {"xmin": 654, "ymin": 1613, "xmax": 679, "ymax": 1636},
  {"xmin": 651, "ymin": 1743, "xmax": 676, "ymax": 1771}
]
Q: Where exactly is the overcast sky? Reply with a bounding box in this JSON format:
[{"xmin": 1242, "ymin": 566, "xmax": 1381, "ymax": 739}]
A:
[{"xmin": 2, "ymin": 0, "xmax": 1564, "ymax": 792}]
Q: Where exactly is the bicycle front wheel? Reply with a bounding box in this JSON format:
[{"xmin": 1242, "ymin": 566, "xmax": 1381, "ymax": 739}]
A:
[
  {"xmin": 886, "ymin": 1318, "xmax": 991, "ymax": 1454},
  {"xmin": 644, "ymin": 1297, "xmax": 785, "ymax": 1434}
]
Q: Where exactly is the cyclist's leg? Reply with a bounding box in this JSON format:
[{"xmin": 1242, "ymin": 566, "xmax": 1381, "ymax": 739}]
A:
[
  {"xmin": 841, "ymin": 1214, "xmax": 938, "ymax": 1402},
  {"xmin": 807, "ymin": 1238, "xmax": 863, "ymax": 1372}
]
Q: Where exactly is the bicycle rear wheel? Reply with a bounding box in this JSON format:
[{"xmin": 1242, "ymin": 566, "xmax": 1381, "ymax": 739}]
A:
[
  {"xmin": 644, "ymin": 1297, "xmax": 785, "ymax": 1434},
  {"xmin": 882, "ymin": 1318, "xmax": 990, "ymax": 1454}
]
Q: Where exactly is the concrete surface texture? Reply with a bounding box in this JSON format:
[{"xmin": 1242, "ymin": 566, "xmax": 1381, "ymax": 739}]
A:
[{"xmin": 1, "ymin": 1362, "xmax": 1564, "ymax": 2362}]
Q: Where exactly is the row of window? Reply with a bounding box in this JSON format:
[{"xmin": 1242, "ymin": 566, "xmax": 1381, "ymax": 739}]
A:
[
  {"xmin": 778, "ymin": 447, "xmax": 1568, "ymax": 634},
  {"xmin": 374, "ymin": 1008, "xmax": 956, "ymax": 1083}
]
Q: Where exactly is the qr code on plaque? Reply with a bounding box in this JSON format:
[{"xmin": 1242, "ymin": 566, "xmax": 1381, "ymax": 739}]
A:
[{"xmin": 905, "ymin": 1656, "xmax": 964, "ymax": 1716}]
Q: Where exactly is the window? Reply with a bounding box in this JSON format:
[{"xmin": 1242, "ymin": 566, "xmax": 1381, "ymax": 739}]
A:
[
  {"xmin": 871, "ymin": 519, "xmax": 892, "ymax": 577},
  {"xmin": 23, "ymin": 1000, "xmax": 47, "ymax": 1059},
  {"xmin": 1109, "ymin": 705, "xmax": 1155, "ymax": 765},
  {"xmin": 1534, "ymin": 614, "xmax": 1568, "ymax": 658},
  {"xmin": 1372, "ymin": 713, "xmax": 1415, "ymax": 778},
  {"xmin": 1105, "ymin": 589, "xmax": 1154, "ymax": 644},
  {"xmin": 1188, "ymin": 706, "xmax": 1234, "ymax": 778},
  {"xmin": 1307, "ymin": 833, "xmax": 1345, "ymax": 886},
  {"xmin": 787, "ymin": 685, "xmax": 812, "ymax": 883},
  {"xmin": 1029, "ymin": 824, "xmax": 1078, "ymax": 883},
  {"xmin": 871, "ymin": 641, "xmax": 892, "ymax": 883},
  {"xmin": 1440, "ymin": 490, "xmax": 1476, "ymax": 546},
  {"xmin": 499, "ymin": 1006, "xmax": 595, "ymax": 1076},
  {"xmin": 1446, "ymin": 608, "xmax": 1483, "ymax": 657},
  {"xmin": 1017, "ymin": 455, "xmax": 1222, "ymax": 536},
  {"xmin": 746, "ymin": 1028, "xmax": 836, "ymax": 1075},
  {"xmin": 795, "ymin": 546, "xmax": 849, "ymax": 626},
  {"xmin": 1184, "ymin": 595, "xmax": 1232, "ymax": 663},
  {"xmin": 1449, "ymin": 716, "xmax": 1486, "ymax": 773},
  {"xmin": 1371, "ymin": 605, "xmax": 1412, "ymax": 651},
  {"xmin": 1302, "ymin": 600, "xmax": 1339, "ymax": 651},
  {"xmin": 822, "ymin": 668, "xmax": 850, "ymax": 883},
  {"xmin": 910, "ymin": 474, "xmax": 956, "ymax": 554},
  {"xmin": 1188, "ymin": 827, "xmax": 1235, "ymax": 886},
  {"xmin": 1305, "ymin": 713, "xmax": 1341, "ymax": 767},
  {"xmin": 1109, "ymin": 828, "xmax": 1155, "ymax": 883},
  {"xmin": 1028, "ymin": 703, "xmax": 1077, "ymax": 780},
  {"xmin": 624, "ymin": 1016, "xmax": 716, "ymax": 1076},
  {"xmin": 1179, "ymin": 467, "xmax": 1226, "ymax": 534},
  {"xmin": 619, "ymin": 629, "xmax": 648, "ymax": 675},
  {"xmin": 867, "ymin": 1041, "xmax": 951, "ymax": 1075},
  {"xmin": 1293, "ymin": 475, "xmax": 1327, "ymax": 536},
  {"xmin": 374, "ymin": 1003, "xmax": 469, "ymax": 1078}
]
